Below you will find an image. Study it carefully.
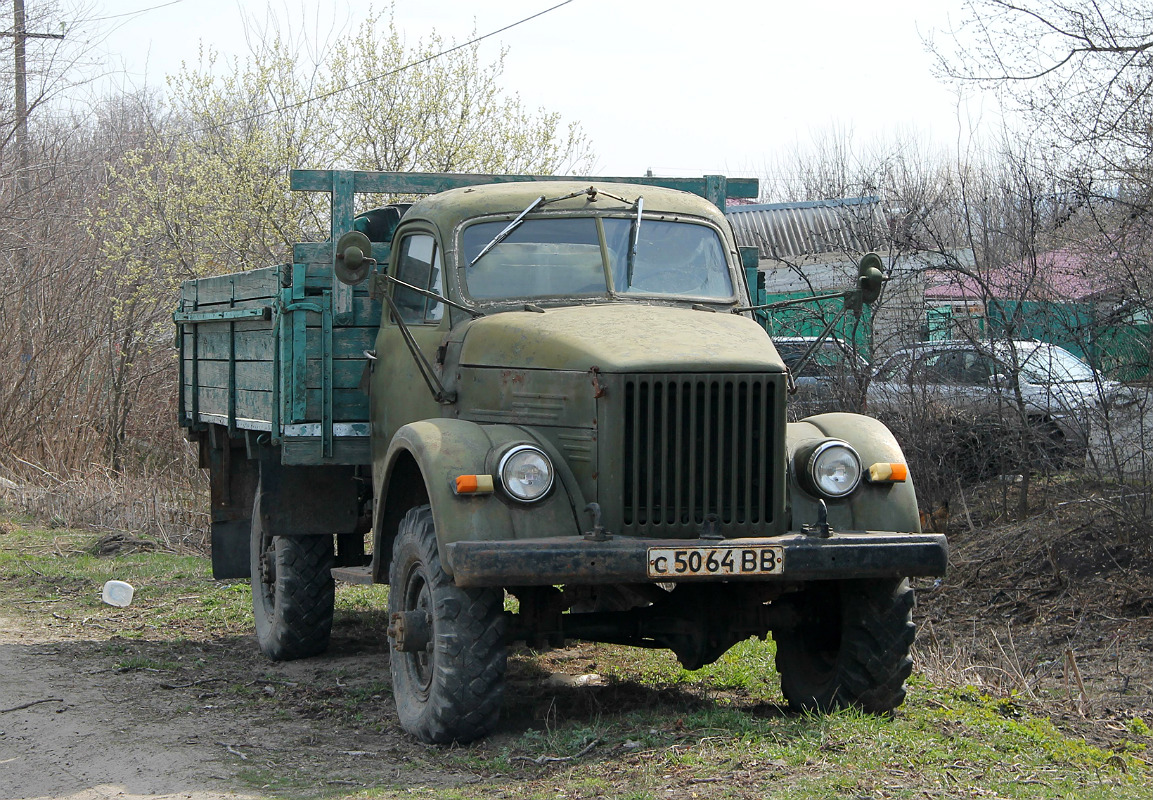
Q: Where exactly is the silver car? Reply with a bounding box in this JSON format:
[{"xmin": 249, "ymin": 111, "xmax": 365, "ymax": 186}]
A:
[{"xmin": 868, "ymin": 340, "xmax": 1126, "ymax": 450}]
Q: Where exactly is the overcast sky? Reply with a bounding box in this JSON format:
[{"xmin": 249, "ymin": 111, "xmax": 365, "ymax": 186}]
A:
[{"xmin": 79, "ymin": 0, "xmax": 992, "ymax": 178}]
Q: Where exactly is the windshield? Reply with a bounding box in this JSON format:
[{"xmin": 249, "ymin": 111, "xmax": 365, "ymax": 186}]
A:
[
  {"xmin": 460, "ymin": 216, "xmax": 733, "ymax": 301},
  {"xmin": 1018, "ymin": 344, "xmax": 1097, "ymax": 384},
  {"xmin": 603, "ymin": 218, "xmax": 732, "ymax": 298}
]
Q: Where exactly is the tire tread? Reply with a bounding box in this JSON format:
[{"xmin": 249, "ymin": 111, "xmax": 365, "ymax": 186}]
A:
[
  {"xmin": 775, "ymin": 578, "xmax": 916, "ymax": 714},
  {"xmin": 389, "ymin": 505, "xmax": 507, "ymax": 744}
]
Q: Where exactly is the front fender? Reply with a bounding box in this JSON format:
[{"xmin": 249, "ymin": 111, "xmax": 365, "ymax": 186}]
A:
[
  {"xmin": 375, "ymin": 419, "xmax": 583, "ymax": 579},
  {"xmin": 787, "ymin": 413, "xmax": 922, "ymax": 534}
]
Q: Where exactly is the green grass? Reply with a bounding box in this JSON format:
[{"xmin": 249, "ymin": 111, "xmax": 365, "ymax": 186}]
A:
[
  {"xmin": 2, "ymin": 516, "xmax": 1149, "ymax": 799},
  {"xmin": 0, "ymin": 522, "xmax": 252, "ymax": 637},
  {"xmin": 454, "ymin": 672, "xmax": 1148, "ymax": 799}
]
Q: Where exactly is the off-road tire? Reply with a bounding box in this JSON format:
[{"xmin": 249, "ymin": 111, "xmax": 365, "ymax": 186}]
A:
[
  {"xmin": 250, "ymin": 487, "xmax": 335, "ymax": 661},
  {"xmin": 389, "ymin": 505, "xmax": 507, "ymax": 744},
  {"xmin": 774, "ymin": 578, "xmax": 915, "ymax": 714}
]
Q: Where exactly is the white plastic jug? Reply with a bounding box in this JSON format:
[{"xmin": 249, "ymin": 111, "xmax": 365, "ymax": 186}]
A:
[{"xmin": 102, "ymin": 580, "xmax": 135, "ymax": 607}]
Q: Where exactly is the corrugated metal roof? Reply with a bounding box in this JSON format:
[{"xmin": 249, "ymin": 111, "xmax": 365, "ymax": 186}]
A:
[{"xmin": 726, "ymin": 196, "xmax": 886, "ymax": 259}]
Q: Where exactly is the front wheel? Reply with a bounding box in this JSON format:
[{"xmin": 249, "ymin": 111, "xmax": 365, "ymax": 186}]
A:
[
  {"xmin": 250, "ymin": 485, "xmax": 335, "ymax": 661},
  {"xmin": 388, "ymin": 505, "xmax": 507, "ymax": 744},
  {"xmin": 774, "ymin": 578, "xmax": 915, "ymax": 714}
]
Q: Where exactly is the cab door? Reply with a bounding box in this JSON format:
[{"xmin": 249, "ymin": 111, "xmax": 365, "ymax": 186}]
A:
[{"xmin": 370, "ymin": 230, "xmax": 449, "ymax": 464}]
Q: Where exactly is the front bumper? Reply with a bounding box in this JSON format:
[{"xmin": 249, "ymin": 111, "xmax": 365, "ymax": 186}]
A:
[{"xmin": 446, "ymin": 531, "xmax": 948, "ymax": 588}]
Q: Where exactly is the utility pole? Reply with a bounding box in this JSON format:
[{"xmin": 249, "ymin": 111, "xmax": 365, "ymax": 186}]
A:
[
  {"xmin": 3, "ymin": 0, "xmax": 64, "ymax": 196},
  {"xmin": 1, "ymin": 0, "xmax": 63, "ymax": 387}
]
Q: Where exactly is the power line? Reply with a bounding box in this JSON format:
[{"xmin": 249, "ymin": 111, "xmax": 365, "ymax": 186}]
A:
[
  {"xmin": 83, "ymin": 0, "xmax": 188, "ymax": 24},
  {"xmin": 189, "ymin": 0, "xmax": 574, "ymax": 136}
]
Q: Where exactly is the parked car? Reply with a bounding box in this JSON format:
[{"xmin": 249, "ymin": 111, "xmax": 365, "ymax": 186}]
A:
[
  {"xmin": 773, "ymin": 336, "xmax": 869, "ymax": 417},
  {"xmin": 868, "ymin": 339, "xmax": 1128, "ymax": 462}
]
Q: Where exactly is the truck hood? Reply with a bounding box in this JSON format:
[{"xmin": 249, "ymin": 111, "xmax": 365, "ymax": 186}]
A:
[{"xmin": 457, "ymin": 304, "xmax": 783, "ymax": 373}]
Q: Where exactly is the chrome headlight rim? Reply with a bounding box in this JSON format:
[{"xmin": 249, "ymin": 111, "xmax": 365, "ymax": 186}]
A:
[
  {"xmin": 806, "ymin": 439, "xmax": 863, "ymax": 499},
  {"xmin": 497, "ymin": 444, "xmax": 555, "ymax": 503}
]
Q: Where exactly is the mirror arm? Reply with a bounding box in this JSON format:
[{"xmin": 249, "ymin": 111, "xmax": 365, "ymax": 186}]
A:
[
  {"xmin": 380, "ymin": 292, "xmax": 456, "ymax": 405},
  {"xmin": 734, "ymin": 251, "xmax": 885, "ymax": 314},
  {"xmin": 783, "ymin": 307, "xmax": 851, "ymax": 382},
  {"xmin": 375, "ymin": 271, "xmax": 483, "ymax": 319},
  {"xmin": 732, "ymin": 289, "xmax": 850, "ymax": 313}
]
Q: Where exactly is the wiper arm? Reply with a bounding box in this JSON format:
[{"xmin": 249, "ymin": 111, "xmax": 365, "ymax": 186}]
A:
[
  {"xmin": 469, "ymin": 195, "xmax": 546, "ymax": 267},
  {"xmin": 470, "ymin": 187, "xmax": 650, "ymax": 275},
  {"xmin": 627, "ymin": 196, "xmax": 643, "ymax": 285}
]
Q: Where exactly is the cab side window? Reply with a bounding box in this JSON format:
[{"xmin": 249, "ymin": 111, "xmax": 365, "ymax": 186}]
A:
[{"xmin": 393, "ymin": 234, "xmax": 443, "ymax": 324}]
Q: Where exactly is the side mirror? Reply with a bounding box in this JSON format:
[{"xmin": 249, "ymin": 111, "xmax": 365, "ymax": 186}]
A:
[
  {"xmin": 335, "ymin": 230, "xmax": 375, "ymax": 285},
  {"xmin": 857, "ymin": 252, "xmax": 884, "ymax": 305}
]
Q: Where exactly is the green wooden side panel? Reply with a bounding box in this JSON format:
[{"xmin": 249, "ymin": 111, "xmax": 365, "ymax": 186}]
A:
[
  {"xmin": 297, "ymin": 326, "xmax": 376, "ymax": 360},
  {"xmin": 179, "ymin": 266, "xmax": 283, "ymax": 306},
  {"xmin": 182, "ymin": 325, "xmax": 375, "ymax": 362},
  {"xmin": 187, "ymin": 360, "xmax": 365, "ymax": 396},
  {"xmin": 302, "ymin": 359, "xmax": 365, "ymax": 389},
  {"xmin": 185, "ymin": 386, "xmax": 274, "ymax": 424},
  {"xmin": 184, "ymin": 328, "xmax": 277, "ymax": 362},
  {"xmin": 185, "ymin": 386, "xmax": 369, "ymax": 424},
  {"xmin": 332, "ymin": 170, "xmax": 356, "ymax": 324},
  {"xmin": 302, "ymin": 388, "xmax": 372, "ymax": 421},
  {"xmin": 183, "ymin": 360, "xmax": 274, "ymax": 391}
]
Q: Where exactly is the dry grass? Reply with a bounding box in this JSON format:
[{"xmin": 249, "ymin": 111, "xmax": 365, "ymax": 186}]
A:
[{"xmin": 0, "ymin": 447, "xmax": 209, "ymax": 554}]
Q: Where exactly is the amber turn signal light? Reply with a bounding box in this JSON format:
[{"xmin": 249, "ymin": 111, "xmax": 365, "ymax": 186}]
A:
[
  {"xmin": 866, "ymin": 462, "xmax": 908, "ymax": 482},
  {"xmin": 454, "ymin": 474, "xmax": 495, "ymax": 495}
]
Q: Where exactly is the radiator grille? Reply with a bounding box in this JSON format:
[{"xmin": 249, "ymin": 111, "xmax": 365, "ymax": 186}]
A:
[{"xmin": 620, "ymin": 374, "xmax": 774, "ymax": 534}]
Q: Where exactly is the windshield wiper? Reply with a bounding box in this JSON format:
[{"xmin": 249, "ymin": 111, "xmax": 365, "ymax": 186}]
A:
[
  {"xmin": 469, "ymin": 186, "xmax": 643, "ymax": 269},
  {"xmin": 469, "ymin": 196, "xmax": 546, "ymax": 267},
  {"xmin": 625, "ymin": 196, "xmax": 644, "ymax": 286}
]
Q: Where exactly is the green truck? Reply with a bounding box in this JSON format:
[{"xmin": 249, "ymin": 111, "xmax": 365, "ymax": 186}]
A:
[{"xmin": 176, "ymin": 170, "xmax": 947, "ymax": 744}]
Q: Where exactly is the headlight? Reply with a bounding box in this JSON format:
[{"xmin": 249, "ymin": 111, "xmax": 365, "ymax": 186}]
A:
[
  {"xmin": 498, "ymin": 445, "xmax": 555, "ymax": 503},
  {"xmin": 806, "ymin": 440, "xmax": 862, "ymax": 498}
]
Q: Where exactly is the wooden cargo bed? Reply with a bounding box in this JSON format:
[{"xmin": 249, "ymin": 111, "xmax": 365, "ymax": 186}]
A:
[{"xmin": 176, "ymin": 257, "xmax": 386, "ymax": 466}]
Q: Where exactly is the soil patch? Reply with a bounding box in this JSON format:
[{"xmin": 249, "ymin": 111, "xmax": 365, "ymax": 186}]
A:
[
  {"xmin": 0, "ymin": 611, "xmax": 489, "ymax": 800},
  {"xmin": 917, "ymin": 477, "xmax": 1153, "ymax": 747}
]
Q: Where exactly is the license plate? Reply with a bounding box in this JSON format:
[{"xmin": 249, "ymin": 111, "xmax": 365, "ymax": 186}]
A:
[{"xmin": 646, "ymin": 545, "xmax": 784, "ymax": 579}]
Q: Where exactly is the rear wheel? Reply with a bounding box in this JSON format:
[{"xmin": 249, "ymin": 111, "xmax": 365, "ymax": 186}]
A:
[
  {"xmin": 250, "ymin": 484, "xmax": 335, "ymax": 661},
  {"xmin": 774, "ymin": 578, "xmax": 915, "ymax": 714},
  {"xmin": 388, "ymin": 505, "xmax": 507, "ymax": 743}
]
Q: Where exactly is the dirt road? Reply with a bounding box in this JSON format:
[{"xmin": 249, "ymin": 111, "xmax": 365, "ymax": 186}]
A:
[
  {"xmin": 0, "ymin": 614, "xmax": 257, "ymax": 800},
  {"xmin": 0, "ymin": 610, "xmax": 484, "ymax": 800}
]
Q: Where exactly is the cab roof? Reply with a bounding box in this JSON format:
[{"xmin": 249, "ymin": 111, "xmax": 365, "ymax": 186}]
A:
[{"xmin": 404, "ymin": 180, "xmax": 730, "ymax": 233}]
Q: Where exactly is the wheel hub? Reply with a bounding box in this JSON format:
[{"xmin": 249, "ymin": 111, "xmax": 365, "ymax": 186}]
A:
[
  {"xmin": 388, "ymin": 609, "xmax": 433, "ymax": 653},
  {"xmin": 259, "ymin": 537, "xmax": 276, "ymax": 587}
]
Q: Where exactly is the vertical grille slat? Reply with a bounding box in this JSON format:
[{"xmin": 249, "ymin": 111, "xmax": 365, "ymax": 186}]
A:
[
  {"xmin": 670, "ymin": 380, "xmax": 682, "ymax": 524},
  {"xmin": 728, "ymin": 380, "xmax": 740, "ymax": 524},
  {"xmin": 645, "ymin": 381, "xmax": 657, "ymax": 524},
  {"xmin": 618, "ymin": 373, "xmax": 775, "ymax": 536},
  {"xmin": 686, "ymin": 380, "xmax": 699, "ymax": 524},
  {"xmin": 752, "ymin": 381, "xmax": 764, "ymax": 527}
]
